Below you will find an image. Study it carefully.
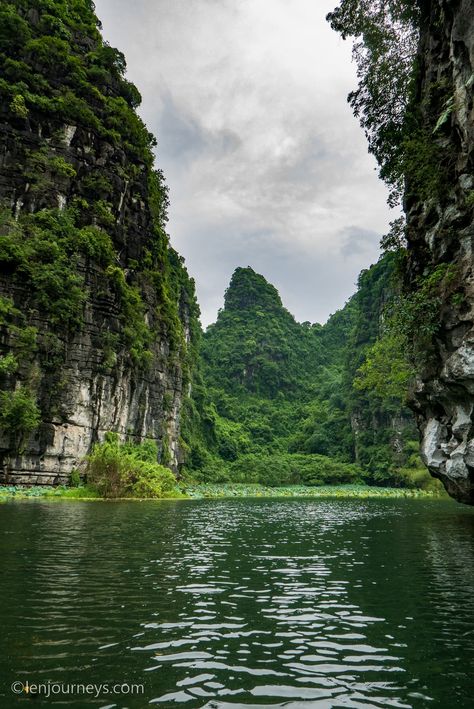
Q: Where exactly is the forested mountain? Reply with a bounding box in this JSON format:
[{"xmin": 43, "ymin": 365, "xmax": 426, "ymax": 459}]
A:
[
  {"xmin": 184, "ymin": 263, "xmax": 435, "ymax": 490},
  {"xmin": 203, "ymin": 267, "xmax": 325, "ymax": 398}
]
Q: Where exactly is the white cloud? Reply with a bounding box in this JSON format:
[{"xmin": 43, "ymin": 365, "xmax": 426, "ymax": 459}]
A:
[{"xmin": 95, "ymin": 0, "xmax": 395, "ymax": 326}]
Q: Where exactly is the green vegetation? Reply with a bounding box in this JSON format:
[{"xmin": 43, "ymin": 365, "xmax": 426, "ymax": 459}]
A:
[
  {"xmin": 86, "ymin": 434, "xmax": 182, "ymax": 499},
  {"xmin": 0, "ymin": 386, "xmax": 40, "ymax": 452},
  {"xmin": 224, "ymin": 454, "xmax": 361, "ymax": 487},
  {"xmin": 0, "ymin": 0, "xmax": 200, "ymax": 347},
  {"xmin": 0, "ymin": 481, "xmax": 445, "ymax": 502},
  {"xmin": 327, "ymin": 1, "xmax": 460, "ymax": 382},
  {"xmin": 354, "ymin": 332, "xmax": 412, "ymax": 400},
  {"xmin": 327, "ymin": 0, "xmax": 419, "ymax": 204},
  {"xmin": 327, "ymin": 0, "xmax": 454, "ymax": 208},
  {"xmin": 0, "ymin": 0, "xmax": 446, "ymax": 499},
  {"xmin": 0, "ymin": 485, "xmax": 100, "ymax": 501},
  {"xmin": 0, "ymin": 1, "xmax": 154, "ymax": 163},
  {"xmin": 355, "ymin": 262, "xmax": 461, "ymax": 398},
  {"xmin": 203, "ymin": 267, "xmax": 324, "ymax": 397},
  {"xmin": 182, "ymin": 483, "xmax": 444, "ymax": 500},
  {"xmin": 0, "ymin": 0, "xmax": 201, "ymax": 471},
  {"xmin": 181, "ymin": 265, "xmax": 438, "ymax": 492},
  {"xmin": 0, "ymin": 207, "xmax": 93, "ymax": 329}
]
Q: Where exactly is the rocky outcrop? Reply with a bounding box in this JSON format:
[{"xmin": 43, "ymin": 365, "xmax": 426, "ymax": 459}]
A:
[
  {"xmin": 406, "ymin": 0, "xmax": 474, "ymax": 503},
  {"xmin": 0, "ymin": 1, "xmax": 198, "ymax": 484}
]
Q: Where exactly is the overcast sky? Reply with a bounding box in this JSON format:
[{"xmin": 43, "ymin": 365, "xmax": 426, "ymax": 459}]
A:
[{"xmin": 95, "ymin": 0, "xmax": 394, "ymax": 327}]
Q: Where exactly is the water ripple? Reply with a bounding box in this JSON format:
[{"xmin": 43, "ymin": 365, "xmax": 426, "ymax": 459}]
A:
[{"xmin": 0, "ymin": 498, "xmax": 473, "ymax": 707}]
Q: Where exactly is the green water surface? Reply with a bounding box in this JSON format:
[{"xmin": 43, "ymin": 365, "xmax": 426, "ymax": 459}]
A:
[{"xmin": 0, "ymin": 498, "xmax": 473, "ymax": 708}]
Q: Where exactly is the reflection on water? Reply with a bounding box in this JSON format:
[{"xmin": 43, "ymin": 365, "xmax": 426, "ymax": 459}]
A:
[{"xmin": 0, "ymin": 498, "xmax": 473, "ymax": 708}]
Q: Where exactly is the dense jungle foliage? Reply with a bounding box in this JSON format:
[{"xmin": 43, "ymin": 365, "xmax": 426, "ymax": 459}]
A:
[{"xmin": 182, "ymin": 265, "xmax": 436, "ymax": 490}]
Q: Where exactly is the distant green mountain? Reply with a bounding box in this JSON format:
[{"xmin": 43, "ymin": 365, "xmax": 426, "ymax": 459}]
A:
[
  {"xmin": 184, "ymin": 260, "xmax": 436, "ymax": 491},
  {"xmin": 203, "ymin": 267, "xmax": 324, "ymax": 398}
]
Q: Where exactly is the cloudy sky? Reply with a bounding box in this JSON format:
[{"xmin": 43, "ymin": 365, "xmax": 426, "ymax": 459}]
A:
[{"xmin": 96, "ymin": 0, "xmax": 394, "ymax": 327}]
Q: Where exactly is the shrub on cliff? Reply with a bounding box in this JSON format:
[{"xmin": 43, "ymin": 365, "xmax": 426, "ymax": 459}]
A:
[
  {"xmin": 0, "ymin": 386, "xmax": 40, "ymax": 452},
  {"xmin": 86, "ymin": 433, "xmax": 179, "ymax": 498}
]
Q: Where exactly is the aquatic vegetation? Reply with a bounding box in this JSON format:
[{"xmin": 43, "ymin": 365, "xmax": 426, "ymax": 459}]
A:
[{"xmin": 181, "ymin": 483, "xmax": 446, "ymax": 500}]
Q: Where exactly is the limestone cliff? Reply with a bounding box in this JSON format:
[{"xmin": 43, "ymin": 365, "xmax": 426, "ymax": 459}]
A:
[
  {"xmin": 406, "ymin": 0, "xmax": 474, "ymax": 503},
  {"xmin": 0, "ymin": 1, "xmax": 199, "ymax": 484}
]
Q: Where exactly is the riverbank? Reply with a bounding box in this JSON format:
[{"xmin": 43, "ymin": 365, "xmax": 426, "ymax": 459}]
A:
[
  {"xmin": 182, "ymin": 483, "xmax": 445, "ymax": 499},
  {"xmin": 0, "ymin": 482, "xmax": 446, "ymax": 502}
]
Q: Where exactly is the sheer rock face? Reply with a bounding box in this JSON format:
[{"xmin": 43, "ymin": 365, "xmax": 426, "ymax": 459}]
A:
[
  {"xmin": 406, "ymin": 0, "xmax": 474, "ymax": 503},
  {"xmin": 0, "ymin": 7, "xmax": 196, "ymax": 485},
  {"xmin": 0, "ymin": 115, "xmax": 191, "ymax": 484}
]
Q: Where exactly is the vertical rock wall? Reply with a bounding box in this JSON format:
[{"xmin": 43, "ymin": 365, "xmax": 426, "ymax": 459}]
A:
[
  {"xmin": 0, "ymin": 1, "xmax": 198, "ymax": 484},
  {"xmin": 406, "ymin": 0, "xmax": 474, "ymax": 503}
]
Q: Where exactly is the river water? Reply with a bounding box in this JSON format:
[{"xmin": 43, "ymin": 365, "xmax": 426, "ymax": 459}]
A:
[{"xmin": 0, "ymin": 498, "xmax": 473, "ymax": 708}]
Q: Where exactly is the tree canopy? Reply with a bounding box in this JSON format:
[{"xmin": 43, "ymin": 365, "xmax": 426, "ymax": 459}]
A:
[{"xmin": 327, "ymin": 0, "xmax": 419, "ymax": 204}]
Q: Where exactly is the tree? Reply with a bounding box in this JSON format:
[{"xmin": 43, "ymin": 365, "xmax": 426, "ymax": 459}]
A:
[
  {"xmin": 327, "ymin": 0, "xmax": 419, "ymax": 204},
  {"xmin": 354, "ymin": 332, "xmax": 413, "ymax": 400},
  {"xmin": 0, "ymin": 387, "xmax": 40, "ymax": 453}
]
